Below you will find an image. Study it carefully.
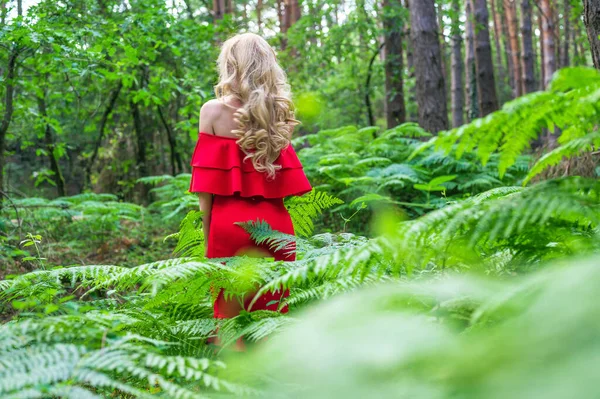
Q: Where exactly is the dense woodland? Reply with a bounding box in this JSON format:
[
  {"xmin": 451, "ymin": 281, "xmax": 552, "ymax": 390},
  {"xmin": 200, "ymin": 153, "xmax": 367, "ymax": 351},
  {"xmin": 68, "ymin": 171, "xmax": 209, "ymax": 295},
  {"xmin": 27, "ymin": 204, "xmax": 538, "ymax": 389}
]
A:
[{"xmin": 1, "ymin": 0, "xmax": 600, "ymax": 398}]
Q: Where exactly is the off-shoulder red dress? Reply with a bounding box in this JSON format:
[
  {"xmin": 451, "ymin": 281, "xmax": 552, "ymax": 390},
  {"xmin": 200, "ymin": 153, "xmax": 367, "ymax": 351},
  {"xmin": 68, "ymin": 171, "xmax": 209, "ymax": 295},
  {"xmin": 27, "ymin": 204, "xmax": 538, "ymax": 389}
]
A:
[{"xmin": 189, "ymin": 133, "xmax": 311, "ymax": 319}]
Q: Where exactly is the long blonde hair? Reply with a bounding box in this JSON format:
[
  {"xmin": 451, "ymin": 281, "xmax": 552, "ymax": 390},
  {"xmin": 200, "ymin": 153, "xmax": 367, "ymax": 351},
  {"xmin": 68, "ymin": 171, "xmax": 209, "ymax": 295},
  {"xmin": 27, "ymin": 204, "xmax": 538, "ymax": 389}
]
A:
[{"xmin": 215, "ymin": 33, "xmax": 298, "ymax": 178}]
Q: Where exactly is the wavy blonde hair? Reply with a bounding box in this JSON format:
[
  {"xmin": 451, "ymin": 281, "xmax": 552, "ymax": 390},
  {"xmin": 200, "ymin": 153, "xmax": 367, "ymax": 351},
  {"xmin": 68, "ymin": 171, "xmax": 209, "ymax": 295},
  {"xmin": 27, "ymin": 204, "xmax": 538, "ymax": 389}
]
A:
[{"xmin": 215, "ymin": 33, "xmax": 298, "ymax": 178}]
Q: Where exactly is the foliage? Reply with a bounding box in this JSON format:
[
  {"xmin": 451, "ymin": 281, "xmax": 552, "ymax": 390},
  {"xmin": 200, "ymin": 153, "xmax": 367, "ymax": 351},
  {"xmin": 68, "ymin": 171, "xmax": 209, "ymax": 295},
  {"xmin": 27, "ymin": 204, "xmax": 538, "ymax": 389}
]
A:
[
  {"xmin": 421, "ymin": 67, "xmax": 600, "ymax": 183},
  {"xmin": 1, "ymin": 172, "xmax": 599, "ymax": 397},
  {"xmin": 296, "ymin": 123, "xmax": 530, "ymax": 233}
]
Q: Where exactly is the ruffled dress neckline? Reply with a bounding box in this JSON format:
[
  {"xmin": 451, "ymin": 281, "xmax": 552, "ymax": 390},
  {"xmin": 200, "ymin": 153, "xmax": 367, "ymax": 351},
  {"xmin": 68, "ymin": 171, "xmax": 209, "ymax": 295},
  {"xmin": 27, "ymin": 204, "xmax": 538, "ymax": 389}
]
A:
[{"xmin": 189, "ymin": 132, "xmax": 312, "ymax": 198}]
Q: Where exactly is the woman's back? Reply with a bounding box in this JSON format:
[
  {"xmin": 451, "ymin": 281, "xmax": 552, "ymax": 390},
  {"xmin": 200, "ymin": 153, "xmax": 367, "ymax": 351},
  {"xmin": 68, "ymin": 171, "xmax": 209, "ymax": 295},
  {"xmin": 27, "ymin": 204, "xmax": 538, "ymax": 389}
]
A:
[
  {"xmin": 188, "ymin": 32, "xmax": 311, "ymax": 327},
  {"xmin": 198, "ymin": 96, "xmax": 242, "ymax": 139}
]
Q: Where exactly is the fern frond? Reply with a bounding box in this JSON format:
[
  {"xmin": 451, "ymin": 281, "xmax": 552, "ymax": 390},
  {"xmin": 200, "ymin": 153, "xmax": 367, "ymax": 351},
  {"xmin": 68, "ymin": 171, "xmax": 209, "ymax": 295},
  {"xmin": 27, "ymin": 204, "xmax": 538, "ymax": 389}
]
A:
[{"xmin": 285, "ymin": 190, "xmax": 344, "ymax": 237}]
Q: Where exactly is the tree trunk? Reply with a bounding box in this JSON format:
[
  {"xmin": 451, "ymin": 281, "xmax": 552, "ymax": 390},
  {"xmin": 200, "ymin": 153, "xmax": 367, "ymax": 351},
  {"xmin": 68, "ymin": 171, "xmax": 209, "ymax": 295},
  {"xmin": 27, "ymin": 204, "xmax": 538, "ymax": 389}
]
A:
[
  {"xmin": 130, "ymin": 99, "xmax": 149, "ymax": 202},
  {"xmin": 157, "ymin": 105, "xmax": 183, "ymax": 176},
  {"xmin": 490, "ymin": 0, "xmax": 507, "ymax": 93},
  {"xmin": 0, "ymin": 47, "xmax": 18, "ymax": 207},
  {"xmin": 409, "ymin": 0, "xmax": 449, "ymax": 132},
  {"xmin": 504, "ymin": 0, "xmax": 522, "ymax": 97},
  {"xmin": 465, "ymin": 0, "xmax": 479, "ymax": 121},
  {"xmin": 471, "ymin": 0, "xmax": 499, "ymax": 116},
  {"xmin": 540, "ymin": 0, "xmax": 556, "ymax": 87},
  {"xmin": 584, "ymin": 0, "xmax": 600, "ymax": 69},
  {"xmin": 561, "ymin": 0, "xmax": 571, "ymax": 67},
  {"xmin": 538, "ymin": 9, "xmax": 546, "ymax": 88},
  {"xmin": 365, "ymin": 43, "xmax": 385, "ymax": 127},
  {"xmin": 257, "ymin": 0, "xmax": 263, "ymax": 32},
  {"xmin": 383, "ymin": 0, "xmax": 406, "ymax": 128},
  {"xmin": 501, "ymin": 4, "xmax": 515, "ymax": 95},
  {"xmin": 290, "ymin": 0, "xmax": 301, "ymax": 23},
  {"xmin": 404, "ymin": 0, "xmax": 417, "ymax": 121},
  {"xmin": 450, "ymin": 0, "xmax": 464, "ymax": 127},
  {"xmin": 437, "ymin": 3, "xmax": 447, "ymax": 82},
  {"xmin": 86, "ymin": 81, "xmax": 122, "ymax": 187},
  {"xmin": 213, "ymin": 0, "xmax": 231, "ymax": 20},
  {"xmin": 520, "ymin": 0, "xmax": 536, "ymax": 93},
  {"xmin": 37, "ymin": 94, "xmax": 66, "ymax": 197},
  {"xmin": 572, "ymin": 14, "xmax": 581, "ymax": 65}
]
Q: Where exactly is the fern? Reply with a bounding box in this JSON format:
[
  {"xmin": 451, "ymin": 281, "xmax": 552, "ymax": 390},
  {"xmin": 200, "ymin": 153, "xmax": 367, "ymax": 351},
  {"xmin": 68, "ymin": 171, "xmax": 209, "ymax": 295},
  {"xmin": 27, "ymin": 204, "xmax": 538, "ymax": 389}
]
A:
[
  {"xmin": 168, "ymin": 210, "xmax": 205, "ymax": 258},
  {"xmin": 422, "ymin": 67, "xmax": 600, "ymax": 182},
  {"xmin": 285, "ymin": 190, "xmax": 344, "ymax": 237},
  {"xmin": 236, "ymin": 219, "xmax": 297, "ymax": 255}
]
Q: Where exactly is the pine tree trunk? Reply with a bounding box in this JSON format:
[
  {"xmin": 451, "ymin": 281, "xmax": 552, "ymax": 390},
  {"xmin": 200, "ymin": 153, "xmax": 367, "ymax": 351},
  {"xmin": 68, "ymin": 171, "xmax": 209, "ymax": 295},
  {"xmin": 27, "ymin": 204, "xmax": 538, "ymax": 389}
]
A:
[
  {"xmin": 504, "ymin": 0, "xmax": 522, "ymax": 97},
  {"xmin": 409, "ymin": 0, "xmax": 449, "ymax": 132},
  {"xmin": 520, "ymin": 0, "xmax": 536, "ymax": 93},
  {"xmin": 540, "ymin": 0, "xmax": 556, "ymax": 87},
  {"xmin": 437, "ymin": 3, "xmax": 448, "ymax": 82},
  {"xmin": 501, "ymin": 4, "xmax": 515, "ymax": 94},
  {"xmin": 471, "ymin": 0, "xmax": 499, "ymax": 116},
  {"xmin": 404, "ymin": 0, "xmax": 417, "ymax": 121},
  {"xmin": 37, "ymin": 94, "xmax": 66, "ymax": 197},
  {"xmin": 572, "ymin": 14, "xmax": 580, "ymax": 65},
  {"xmin": 538, "ymin": 9, "xmax": 546, "ymax": 89},
  {"xmin": 561, "ymin": 0, "xmax": 570, "ymax": 67},
  {"xmin": 584, "ymin": 0, "xmax": 600, "ymax": 69},
  {"xmin": 383, "ymin": 0, "xmax": 406, "ymax": 128},
  {"xmin": 465, "ymin": 0, "xmax": 479, "ymax": 121},
  {"xmin": 490, "ymin": 0, "xmax": 507, "ymax": 95},
  {"xmin": 450, "ymin": 0, "xmax": 464, "ymax": 127}
]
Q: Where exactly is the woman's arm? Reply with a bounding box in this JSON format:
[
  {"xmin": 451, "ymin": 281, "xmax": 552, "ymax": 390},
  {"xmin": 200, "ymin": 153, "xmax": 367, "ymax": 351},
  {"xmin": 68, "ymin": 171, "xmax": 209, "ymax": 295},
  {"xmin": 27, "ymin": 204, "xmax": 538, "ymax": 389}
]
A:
[{"xmin": 198, "ymin": 192, "xmax": 213, "ymax": 253}]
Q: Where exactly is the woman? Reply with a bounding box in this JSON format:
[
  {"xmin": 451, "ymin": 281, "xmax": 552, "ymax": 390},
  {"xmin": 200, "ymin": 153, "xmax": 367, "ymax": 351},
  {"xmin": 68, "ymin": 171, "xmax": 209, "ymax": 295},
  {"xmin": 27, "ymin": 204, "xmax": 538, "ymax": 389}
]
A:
[{"xmin": 189, "ymin": 33, "xmax": 311, "ymax": 321}]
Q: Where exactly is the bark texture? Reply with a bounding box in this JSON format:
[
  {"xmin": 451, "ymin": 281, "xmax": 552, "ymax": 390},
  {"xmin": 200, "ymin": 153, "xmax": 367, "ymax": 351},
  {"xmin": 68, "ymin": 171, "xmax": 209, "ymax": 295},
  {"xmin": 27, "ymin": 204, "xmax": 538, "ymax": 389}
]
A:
[
  {"xmin": 520, "ymin": 0, "xmax": 536, "ymax": 93},
  {"xmin": 409, "ymin": 0, "xmax": 449, "ymax": 133},
  {"xmin": 471, "ymin": 0, "xmax": 499, "ymax": 116},
  {"xmin": 561, "ymin": 0, "xmax": 571, "ymax": 67},
  {"xmin": 383, "ymin": 0, "xmax": 406, "ymax": 128},
  {"xmin": 490, "ymin": 0, "xmax": 507, "ymax": 92},
  {"xmin": 584, "ymin": 0, "xmax": 600, "ymax": 69},
  {"xmin": 450, "ymin": 0, "xmax": 465, "ymax": 127},
  {"xmin": 504, "ymin": 0, "xmax": 522, "ymax": 97},
  {"xmin": 540, "ymin": 0, "xmax": 556, "ymax": 87},
  {"xmin": 465, "ymin": 0, "xmax": 479, "ymax": 121}
]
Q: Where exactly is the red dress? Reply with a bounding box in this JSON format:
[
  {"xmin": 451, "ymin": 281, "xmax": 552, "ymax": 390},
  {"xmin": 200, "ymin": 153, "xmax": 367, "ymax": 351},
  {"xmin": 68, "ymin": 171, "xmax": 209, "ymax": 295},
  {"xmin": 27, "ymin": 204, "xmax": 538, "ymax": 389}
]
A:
[{"xmin": 189, "ymin": 133, "xmax": 311, "ymax": 319}]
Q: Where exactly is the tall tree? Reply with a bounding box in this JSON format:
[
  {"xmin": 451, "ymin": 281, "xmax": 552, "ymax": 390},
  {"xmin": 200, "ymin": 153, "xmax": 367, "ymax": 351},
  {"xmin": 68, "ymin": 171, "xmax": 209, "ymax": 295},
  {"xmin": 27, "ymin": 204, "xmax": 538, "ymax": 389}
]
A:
[
  {"xmin": 279, "ymin": 0, "xmax": 301, "ymax": 50},
  {"xmin": 382, "ymin": 0, "xmax": 406, "ymax": 128},
  {"xmin": 437, "ymin": 2, "xmax": 448, "ymax": 82},
  {"xmin": 471, "ymin": 0, "xmax": 499, "ymax": 116},
  {"xmin": 212, "ymin": 0, "xmax": 232, "ymax": 20},
  {"xmin": 520, "ymin": 0, "xmax": 536, "ymax": 93},
  {"xmin": 540, "ymin": 0, "xmax": 556, "ymax": 87},
  {"xmin": 561, "ymin": 0, "xmax": 571, "ymax": 67},
  {"xmin": 404, "ymin": 0, "xmax": 417, "ymax": 121},
  {"xmin": 538, "ymin": 9, "xmax": 546, "ymax": 87},
  {"xmin": 409, "ymin": 0, "xmax": 449, "ymax": 132},
  {"xmin": 583, "ymin": 0, "xmax": 600, "ymax": 69},
  {"xmin": 465, "ymin": 0, "xmax": 479, "ymax": 121},
  {"xmin": 501, "ymin": 4, "xmax": 515, "ymax": 93},
  {"xmin": 504, "ymin": 0, "xmax": 522, "ymax": 97},
  {"xmin": 450, "ymin": 0, "xmax": 465, "ymax": 127},
  {"xmin": 490, "ymin": 0, "xmax": 507, "ymax": 93}
]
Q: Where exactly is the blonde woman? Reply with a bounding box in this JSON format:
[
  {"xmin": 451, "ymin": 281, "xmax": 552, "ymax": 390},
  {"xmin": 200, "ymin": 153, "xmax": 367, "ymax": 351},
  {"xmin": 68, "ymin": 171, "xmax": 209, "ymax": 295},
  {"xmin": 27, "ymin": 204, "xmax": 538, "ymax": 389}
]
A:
[{"xmin": 189, "ymin": 33, "xmax": 311, "ymax": 324}]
